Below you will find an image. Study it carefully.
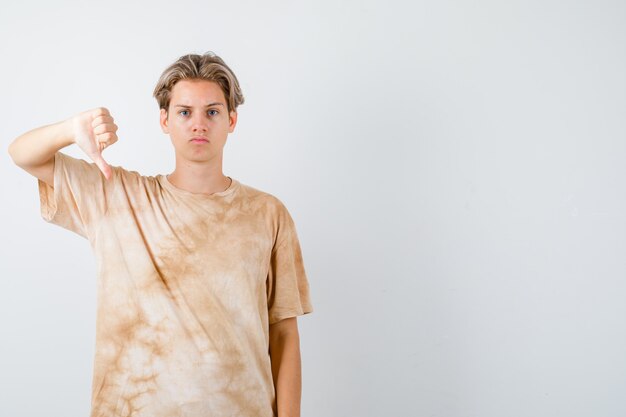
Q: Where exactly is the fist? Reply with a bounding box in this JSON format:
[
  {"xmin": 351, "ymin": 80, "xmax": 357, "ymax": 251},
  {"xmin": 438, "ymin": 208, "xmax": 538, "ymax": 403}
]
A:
[{"xmin": 71, "ymin": 107, "xmax": 119, "ymax": 180}]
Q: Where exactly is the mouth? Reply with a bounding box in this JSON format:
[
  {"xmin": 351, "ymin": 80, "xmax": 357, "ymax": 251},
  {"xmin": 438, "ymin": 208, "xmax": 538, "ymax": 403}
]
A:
[{"xmin": 190, "ymin": 137, "xmax": 209, "ymax": 144}]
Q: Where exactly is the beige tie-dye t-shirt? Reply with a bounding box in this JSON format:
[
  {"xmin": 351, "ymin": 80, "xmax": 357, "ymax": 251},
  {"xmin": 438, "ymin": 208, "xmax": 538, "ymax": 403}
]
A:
[{"xmin": 37, "ymin": 151, "xmax": 314, "ymax": 417}]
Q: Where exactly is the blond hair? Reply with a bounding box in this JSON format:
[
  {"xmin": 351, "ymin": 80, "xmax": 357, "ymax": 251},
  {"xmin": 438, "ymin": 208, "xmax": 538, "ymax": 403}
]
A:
[{"xmin": 153, "ymin": 51, "xmax": 244, "ymax": 114}]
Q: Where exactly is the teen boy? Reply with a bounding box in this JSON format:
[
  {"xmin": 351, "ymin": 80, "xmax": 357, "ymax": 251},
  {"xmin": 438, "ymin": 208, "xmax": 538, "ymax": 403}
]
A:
[{"xmin": 8, "ymin": 51, "xmax": 313, "ymax": 417}]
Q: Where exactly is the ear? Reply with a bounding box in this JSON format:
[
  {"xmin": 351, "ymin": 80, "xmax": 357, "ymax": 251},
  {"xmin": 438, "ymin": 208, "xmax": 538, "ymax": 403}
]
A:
[
  {"xmin": 228, "ymin": 110, "xmax": 238, "ymax": 133},
  {"xmin": 160, "ymin": 108, "xmax": 170, "ymax": 134}
]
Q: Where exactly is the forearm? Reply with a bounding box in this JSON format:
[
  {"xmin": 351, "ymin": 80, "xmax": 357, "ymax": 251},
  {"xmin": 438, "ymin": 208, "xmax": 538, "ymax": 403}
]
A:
[
  {"xmin": 8, "ymin": 118, "xmax": 74, "ymax": 167},
  {"xmin": 269, "ymin": 331, "xmax": 302, "ymax": 417}
]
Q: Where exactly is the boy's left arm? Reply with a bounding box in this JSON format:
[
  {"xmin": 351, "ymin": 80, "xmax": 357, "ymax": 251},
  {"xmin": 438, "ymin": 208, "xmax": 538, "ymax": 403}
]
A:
[{"xmin": 269, "ymin": 317, "xmax": 302, "ymax": 417}]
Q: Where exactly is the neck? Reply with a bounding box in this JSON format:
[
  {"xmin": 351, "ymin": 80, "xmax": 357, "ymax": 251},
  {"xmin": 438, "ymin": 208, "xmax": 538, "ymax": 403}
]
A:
[{"xmin": 167, "ymin": 161, "xmax": 232, "ymax": 195}]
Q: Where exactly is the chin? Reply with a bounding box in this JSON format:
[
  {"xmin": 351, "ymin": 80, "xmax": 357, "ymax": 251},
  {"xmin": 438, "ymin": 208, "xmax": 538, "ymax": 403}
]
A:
[{"xmin": 188, "ymin": 154, "xmax": 213, "ymax": 162}]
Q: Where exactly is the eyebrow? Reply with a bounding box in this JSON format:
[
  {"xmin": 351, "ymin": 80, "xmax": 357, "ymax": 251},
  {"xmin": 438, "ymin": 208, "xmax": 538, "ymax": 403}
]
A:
[{"xmin": 174, "ymin": 103, "xmax": 225, "ymax": 108}]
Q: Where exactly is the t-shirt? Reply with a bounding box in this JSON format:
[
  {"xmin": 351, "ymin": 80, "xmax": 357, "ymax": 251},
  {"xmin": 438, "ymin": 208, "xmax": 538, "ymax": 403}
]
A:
[{"xmin": 37, "ymin": 151, "xmax": 314, "ymax": 417}]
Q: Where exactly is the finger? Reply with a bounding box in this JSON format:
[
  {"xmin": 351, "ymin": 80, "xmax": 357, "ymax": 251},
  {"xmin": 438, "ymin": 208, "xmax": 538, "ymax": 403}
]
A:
[
  {"xmin": 92, "ymin": 153, "xmax": 113, "ymax": 180},
  {"xmin": 88, "ymin": 108, "xmax": 110, "ymax": 125},
  {"xmin": 97, "ymin": 138, "xmax": 117, "ymax": 152},
  {"xmin": 97, "ymin": 136, "xmax": 117, "ymax": 152},
  {"xmin": 93, "ymin": 107, "xmax": 110, "ymax": 117},
  {"xmin": 91, "ymin": 115, "xmax": 115, "ymax": 128},
  {"xmin": 96, "ymin": 131, "xmax": 117, "ymax": 143},
  {"xmin": 92, "ymin": 121, "xmax": 118, "ymax": 134}
]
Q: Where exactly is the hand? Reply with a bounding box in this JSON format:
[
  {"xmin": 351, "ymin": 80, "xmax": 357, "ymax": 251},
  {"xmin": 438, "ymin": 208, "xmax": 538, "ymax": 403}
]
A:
[{"xmin": 70, "ymin": 107, "xmax": 119, "ymax": 180}]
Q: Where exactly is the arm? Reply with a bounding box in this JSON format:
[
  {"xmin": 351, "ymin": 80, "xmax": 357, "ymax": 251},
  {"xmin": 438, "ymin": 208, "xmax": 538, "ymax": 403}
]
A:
[
  {"xmin": 8, "ymin": 107, "xmax": 119, "ymax": 186},
  {"xmin": 8, "ymin": 118, "xmax": 74, "ymax": 187},
  {"xmin": 269, "ymin": 317, "xmax": 303, "ymax": 417}
]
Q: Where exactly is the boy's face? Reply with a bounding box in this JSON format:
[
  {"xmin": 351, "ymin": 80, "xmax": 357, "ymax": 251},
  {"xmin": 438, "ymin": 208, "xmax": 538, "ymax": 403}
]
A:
[{"xmin": 159, "ymin": 79, "xmax": 237, "ymax": 164}]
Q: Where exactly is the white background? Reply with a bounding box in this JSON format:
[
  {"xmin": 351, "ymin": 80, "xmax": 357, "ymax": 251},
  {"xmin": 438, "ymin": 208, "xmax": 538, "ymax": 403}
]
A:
[{"xmin": 1, "ymin": 0, "xmax": 625, "ymax": 416}]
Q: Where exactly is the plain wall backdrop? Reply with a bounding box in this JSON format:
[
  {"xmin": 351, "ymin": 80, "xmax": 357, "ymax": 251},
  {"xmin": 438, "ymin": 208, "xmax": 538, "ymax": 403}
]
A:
[{"xmin": 1, "ymin": 0, "xmax": 625, "ymax": 416}]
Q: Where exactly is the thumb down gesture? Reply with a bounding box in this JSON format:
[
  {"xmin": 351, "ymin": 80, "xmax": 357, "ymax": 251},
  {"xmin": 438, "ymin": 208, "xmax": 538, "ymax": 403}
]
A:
[{"xmin": 71, "ymin": 107, "xmax": 119, "ymax": 180}]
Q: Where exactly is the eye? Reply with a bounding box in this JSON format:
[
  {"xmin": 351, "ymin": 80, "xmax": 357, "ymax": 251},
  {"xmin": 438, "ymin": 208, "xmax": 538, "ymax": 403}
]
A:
[
  {"xmin": 179, "ymin": 110, "xmax": 189, "ymax": 116},
  {"xmin": 208, "ymin": 109, "xmax": 219, "ymax": 116}
]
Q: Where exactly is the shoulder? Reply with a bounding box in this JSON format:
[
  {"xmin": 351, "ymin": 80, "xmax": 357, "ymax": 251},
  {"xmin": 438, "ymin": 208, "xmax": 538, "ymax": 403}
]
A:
[
  {"xmin": 235, "ymin": 180, "xmax": 294, "ymax": 224},
  {"xmin": 57, "ymin": 152, "xmax": 148, "ymax": 184},
  {"xmin": 108, "ymin": 162, "xmax": 160, "ymax": 189},
  {"xmin": 239, "ymin": 181, "xmax": 287, "ymax": 206},
  {"xmin": 61, "ymin": 155, "xmax": 162, "ymax": 197}
]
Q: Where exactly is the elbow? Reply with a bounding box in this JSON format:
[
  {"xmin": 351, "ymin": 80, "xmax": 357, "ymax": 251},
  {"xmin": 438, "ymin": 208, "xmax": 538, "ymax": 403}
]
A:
[
  {"xmin": 7, "ymin": 140, "xmax": 19, "ymax": 165},
  {"xmin": 8, "ymin": 136, "xmax": 30, "ymax": 168}
]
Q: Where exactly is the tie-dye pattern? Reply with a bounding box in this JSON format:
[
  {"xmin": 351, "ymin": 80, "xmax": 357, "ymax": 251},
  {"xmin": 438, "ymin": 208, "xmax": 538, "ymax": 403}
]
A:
[{"xmin": 37, "ymin": 151, "xmax": 313, "ymax": 417}]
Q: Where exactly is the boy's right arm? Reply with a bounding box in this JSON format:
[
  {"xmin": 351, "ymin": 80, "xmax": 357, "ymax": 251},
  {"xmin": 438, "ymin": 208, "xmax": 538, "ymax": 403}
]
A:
[{"xmin": 8, "ymin": 107, "xmax": 119, "ymax": 187}]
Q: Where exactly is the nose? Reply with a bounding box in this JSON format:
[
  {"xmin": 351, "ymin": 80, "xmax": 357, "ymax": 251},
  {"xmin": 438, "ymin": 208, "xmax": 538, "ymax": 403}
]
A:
[{"xmin": 191, "ymin": 113, "xmax": 209, "ymax": 132}]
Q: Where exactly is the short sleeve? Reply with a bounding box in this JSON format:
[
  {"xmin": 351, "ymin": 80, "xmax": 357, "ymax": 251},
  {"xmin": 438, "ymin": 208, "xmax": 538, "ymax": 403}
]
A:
[
  {"xmin": 266, "ymin": 204, "xmax": 314, "ymax": 325},
  {"xmin": 37, "ymin": 151, "xmax": 112, "ymax": 241}
]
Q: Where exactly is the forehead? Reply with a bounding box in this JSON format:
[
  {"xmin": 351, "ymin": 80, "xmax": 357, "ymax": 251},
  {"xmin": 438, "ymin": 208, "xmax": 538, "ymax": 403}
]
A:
[{"xmin": 170, "ymin": 79, "xmax": 225, "ymax": 104}]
